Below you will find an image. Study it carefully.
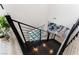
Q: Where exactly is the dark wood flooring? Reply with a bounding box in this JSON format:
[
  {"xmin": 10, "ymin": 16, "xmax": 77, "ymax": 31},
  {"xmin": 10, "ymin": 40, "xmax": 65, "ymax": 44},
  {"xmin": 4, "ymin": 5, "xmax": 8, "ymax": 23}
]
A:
[{"xmin": 25, "ymin": 39, "xmax": 61, "ymax": 55}]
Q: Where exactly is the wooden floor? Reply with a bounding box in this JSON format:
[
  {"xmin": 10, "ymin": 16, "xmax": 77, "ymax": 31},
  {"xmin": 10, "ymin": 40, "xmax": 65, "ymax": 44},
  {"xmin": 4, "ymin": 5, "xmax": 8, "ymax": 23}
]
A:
[
  {"xmin": 0, "ymin": 37, "xmax": 61, "ymax": 55},
  {"xmin": 25, "ymin": 39, "xmax": 61, "ymax": 55},
  {"xmin": 0, "ymin": 37, "xmax": 22, "ymax": 55}
]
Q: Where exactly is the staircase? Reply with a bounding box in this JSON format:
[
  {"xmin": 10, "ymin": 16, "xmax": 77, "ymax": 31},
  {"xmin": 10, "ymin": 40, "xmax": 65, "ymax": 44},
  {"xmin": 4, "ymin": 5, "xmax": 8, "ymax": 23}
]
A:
[
  {"xmin": 5, "ymin": 15, "xmax": 79, "ymax": 55},
  {"xmin": 5, "ymin": 15, "xmax": 61, "ymax": 55}
]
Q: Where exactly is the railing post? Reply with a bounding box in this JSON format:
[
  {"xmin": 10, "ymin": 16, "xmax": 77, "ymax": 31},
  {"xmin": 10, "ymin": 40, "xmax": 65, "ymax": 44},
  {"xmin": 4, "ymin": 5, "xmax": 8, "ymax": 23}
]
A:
[
  {"xmin": 47, "ymin": 32, "xmax": 50, "ymax": 41},
  {"xmin": 5, "ymin": 15, "xmax": 28, "ymax": 55},
  {"xmin": 18, "ymin": 22, "xmax": 27, "ymax": 43},
  {"xmin": 40, "ymin": 29, "xmax": 41, "ymax": 41}
]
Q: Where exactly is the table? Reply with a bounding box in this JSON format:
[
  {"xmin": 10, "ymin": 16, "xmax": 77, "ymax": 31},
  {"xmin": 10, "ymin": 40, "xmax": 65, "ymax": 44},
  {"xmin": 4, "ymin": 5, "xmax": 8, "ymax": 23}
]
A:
[{"xmin": 47, "ymin": 26, "xmax": 69, "ymax": 43}]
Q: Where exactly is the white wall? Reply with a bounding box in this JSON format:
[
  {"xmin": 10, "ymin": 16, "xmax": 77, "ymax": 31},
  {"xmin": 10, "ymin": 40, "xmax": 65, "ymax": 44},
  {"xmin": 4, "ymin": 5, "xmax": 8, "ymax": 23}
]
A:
[
  {"xmin": 3, "ymin": 4, "xmax": 49, "ymax": 30},
  {"xmin": 0, "ymin": 9, "xmax": 7, "ymax": 16},
  {"xmin": 1, "ymin": 4, "xmax": 79, "ymax": 29},
  {"xmin": 48, "ymin": 4, "xmax": 79, "ymax": 28}
]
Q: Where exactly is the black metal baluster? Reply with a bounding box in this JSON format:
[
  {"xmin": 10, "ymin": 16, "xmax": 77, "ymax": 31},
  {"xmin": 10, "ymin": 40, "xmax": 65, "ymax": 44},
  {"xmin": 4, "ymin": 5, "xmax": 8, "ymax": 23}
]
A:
[
  {"xmin": 47, "ymin": 32, "xmax": 50, "ymax": 41},
  {"xmin": 40, "ymin": 29, "xmax": 41, "ymax": 40},
  {"xmin": 18, "ymin": 22, "xmax": 27, "ymax": 43}
]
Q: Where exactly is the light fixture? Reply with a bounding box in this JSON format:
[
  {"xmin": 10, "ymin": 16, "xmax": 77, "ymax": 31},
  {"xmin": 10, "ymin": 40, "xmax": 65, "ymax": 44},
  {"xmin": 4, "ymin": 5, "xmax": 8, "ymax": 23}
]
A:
[
  {"xmin": 42, "ymin": 43, "xmax": 47, "ymax": 47},
  {"xmin": 33, "ymin": 47, "xmax": 38, "ymax": 52},
  {"xmin": 49, "ymin": 49, "xmax": 53, "ymax": 54}
]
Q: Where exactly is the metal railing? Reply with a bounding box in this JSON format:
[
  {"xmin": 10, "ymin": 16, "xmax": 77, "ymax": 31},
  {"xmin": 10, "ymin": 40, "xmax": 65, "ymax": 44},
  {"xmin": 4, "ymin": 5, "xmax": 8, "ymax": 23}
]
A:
[
  {"xmin": 5, "ymin": 15, "xmax": 49, "ymax": 54},
  {"xmin": 57, "ymin": 19, "xmax": 79, "ymax": 55},
  {"xmin": 12, "ymin": 19, "xmax": 48, "ymax": 42}
]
